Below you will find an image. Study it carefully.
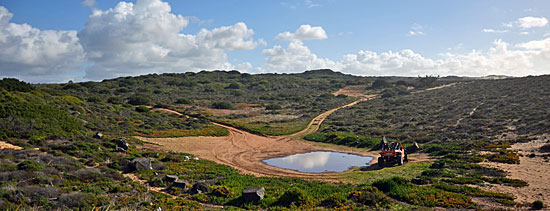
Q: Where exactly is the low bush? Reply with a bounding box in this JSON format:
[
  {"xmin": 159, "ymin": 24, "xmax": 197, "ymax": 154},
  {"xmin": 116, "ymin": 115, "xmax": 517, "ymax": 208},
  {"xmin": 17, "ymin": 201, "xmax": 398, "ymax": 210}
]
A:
[
  {"xmin": 532, "ymin": 200, "xmax": 544, "ymax": 210},
  {"xmin": 277, "ymin": 187, "xmax": 312, "ymax": 208},
  {"xmin": 211, "ymin": 101, "xmax": 235, "ymax": 109}
]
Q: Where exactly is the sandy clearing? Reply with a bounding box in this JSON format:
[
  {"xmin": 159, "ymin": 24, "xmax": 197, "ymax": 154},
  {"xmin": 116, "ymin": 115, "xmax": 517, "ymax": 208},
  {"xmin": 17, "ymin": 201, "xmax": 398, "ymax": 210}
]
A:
[
  {"xmin": 0, "ymin": 141, "xmax": 22, "ymax": 150},
  {"xmin": 138, "ymin": 121, "xmax": 380, "ymax": 181},
  {"xmin": 137, "ymin": 84, "xmax": 455, "ymax": 182},
  {"xmin": 332, "ymin": 85, "xmax": 371, "ymax": 97},
  {"xmin": 479, "ymin": 135, "xmax": 550, "ymax": 206}
]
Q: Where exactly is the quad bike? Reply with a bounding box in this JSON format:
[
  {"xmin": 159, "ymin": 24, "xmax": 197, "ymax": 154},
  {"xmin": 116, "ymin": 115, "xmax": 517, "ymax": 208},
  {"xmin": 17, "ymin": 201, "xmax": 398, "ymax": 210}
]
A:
[{"xmin": 378, "ymin": 142, "xmax": 408, "ymax": 167}]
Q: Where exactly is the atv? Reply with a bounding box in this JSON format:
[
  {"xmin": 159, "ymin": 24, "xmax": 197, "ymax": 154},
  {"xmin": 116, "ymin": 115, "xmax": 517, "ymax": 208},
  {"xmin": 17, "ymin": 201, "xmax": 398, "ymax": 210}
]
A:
[{"xmin": 378, "ymin": 142, "xmax": 408, "ymax": 167}]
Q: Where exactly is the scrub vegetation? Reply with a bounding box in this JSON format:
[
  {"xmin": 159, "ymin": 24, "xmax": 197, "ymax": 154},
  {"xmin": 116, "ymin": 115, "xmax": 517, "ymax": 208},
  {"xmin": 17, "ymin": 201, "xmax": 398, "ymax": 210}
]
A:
[{"xmin": 1, "ymin": 71, "xmax": 547, "ymax": 209}]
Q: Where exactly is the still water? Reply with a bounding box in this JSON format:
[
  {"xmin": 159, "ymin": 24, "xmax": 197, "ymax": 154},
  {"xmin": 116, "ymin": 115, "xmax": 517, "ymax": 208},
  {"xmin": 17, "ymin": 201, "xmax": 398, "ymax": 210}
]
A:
[{"xmin": 263, "ymin": 151, "xmax": 373, "ymax": 173}]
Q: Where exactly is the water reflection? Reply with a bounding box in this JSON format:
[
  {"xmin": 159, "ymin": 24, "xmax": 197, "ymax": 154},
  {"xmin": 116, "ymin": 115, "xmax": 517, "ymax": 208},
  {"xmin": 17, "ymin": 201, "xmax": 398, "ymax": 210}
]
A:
[{"xmin": 264, "ymin": 151, "xmax": 372, "ymax": 173}]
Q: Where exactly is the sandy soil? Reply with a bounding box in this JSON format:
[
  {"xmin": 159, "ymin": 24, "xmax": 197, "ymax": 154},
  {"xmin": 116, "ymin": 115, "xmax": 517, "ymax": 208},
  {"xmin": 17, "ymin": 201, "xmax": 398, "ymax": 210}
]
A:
[
  {"xmin": 332, "ymin": 85, "xmax": 370, "ymax": 97},
  {"xmin": 479, "ymin": 134, "xmax": 550, "ymax": 206},
  {"xmin": 0, "ymin": 141, "xmax": 22, "ymax": 150}
]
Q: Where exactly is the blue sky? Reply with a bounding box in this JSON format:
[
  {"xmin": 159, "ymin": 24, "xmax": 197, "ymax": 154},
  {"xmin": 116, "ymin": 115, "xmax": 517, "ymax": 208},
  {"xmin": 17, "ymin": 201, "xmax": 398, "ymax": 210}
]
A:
[{"xmin": 1, "ymin": 0, "xmax": 550, "ymax": 83}]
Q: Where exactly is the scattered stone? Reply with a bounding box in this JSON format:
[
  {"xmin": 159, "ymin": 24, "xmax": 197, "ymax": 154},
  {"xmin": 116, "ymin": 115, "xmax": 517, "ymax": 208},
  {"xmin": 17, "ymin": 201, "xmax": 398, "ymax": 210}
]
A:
[
  {"xmin": 242, "ymin": 186, "xmax": 265, "ymax": 202},
  {"xmin": 115, "ymin": 139, "xmax": 129, "ymax": 152},
  {"xmin": 190, "ymin": 182, "xmax": 211, "ymax": 194},
  {"xmin": 131, "ymin": 157, "xmax": 153, "ymax": 170},
  {"xmin": 93, "ymin": 132, "xmax": 103, "ymax": 139},
  {"xmin": 165, "ymin": 175, "xmax": 178, "ymax": 183}
]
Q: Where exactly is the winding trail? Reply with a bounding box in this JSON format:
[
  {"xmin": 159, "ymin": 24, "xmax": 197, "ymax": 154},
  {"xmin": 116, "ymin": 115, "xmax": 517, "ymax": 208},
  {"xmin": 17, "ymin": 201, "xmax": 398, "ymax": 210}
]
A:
[{"xmin": 136, "ymin": 83, "xmax": 456, "ymax": 181}]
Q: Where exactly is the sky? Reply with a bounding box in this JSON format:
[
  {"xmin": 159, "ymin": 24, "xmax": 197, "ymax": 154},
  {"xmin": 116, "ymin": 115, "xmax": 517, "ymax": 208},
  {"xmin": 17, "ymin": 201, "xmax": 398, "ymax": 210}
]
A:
[{"xmin": 1, "ymin": 0, "xmax": 550, "ymax": 83}]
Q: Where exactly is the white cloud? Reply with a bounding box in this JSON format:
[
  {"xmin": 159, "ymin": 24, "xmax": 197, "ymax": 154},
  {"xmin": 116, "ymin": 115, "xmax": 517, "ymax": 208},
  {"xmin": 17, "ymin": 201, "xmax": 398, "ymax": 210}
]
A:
[
  {"xmin": 407, "ymin": 24, "xmax": 425, "ymax": 36},
  {"xmin": 78, "ymin": 0, "xmax": 261, "ymax": 80},
  {"xmin": 81, "ymin": 0, "xmax": 95, "ymax": 7},
  {"xmin": 262, "ymin": 34, "xmax": 550, "ymax": 77},
  {"xmin": 261, "ymin": 40, "xmax": 340, "ymax": 73},
  {"xmin": 275, "ymin": 24, "xmax": 328, "ymax": 41},
  {"xmin": 196, "ymin": 22, "xmax": 259, "ymax": 50},
  {"xmin": 0, "ymin": 6, "xmax": 85, "ymax": 83},
  {"xmin": 305, "ymin": 0, "xmax": 320, "ymax": 8},
  {"xmin": 517, "ymin": 16, "xmax": 548, "ymax": 29},
  {"xmin": 483, "ymin": 28, "xmax": 508, "ymax": 33}
]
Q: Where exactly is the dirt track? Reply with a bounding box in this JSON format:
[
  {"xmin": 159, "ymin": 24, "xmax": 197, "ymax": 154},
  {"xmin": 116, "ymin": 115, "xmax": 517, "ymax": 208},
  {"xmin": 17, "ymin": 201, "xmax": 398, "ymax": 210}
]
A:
[{"xmin": 137, "ymin": 84, "xmax": 454, "ymax": 181}]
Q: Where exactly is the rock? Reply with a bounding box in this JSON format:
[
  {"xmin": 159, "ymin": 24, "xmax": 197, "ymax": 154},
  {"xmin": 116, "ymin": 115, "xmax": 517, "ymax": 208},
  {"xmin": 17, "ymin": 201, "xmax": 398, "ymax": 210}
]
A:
[
  {"xmin": 131, "ymin": 157, "xmax": 153, "ymax": 170},
  {"xmin": 165, "ymin": 175, "xmax": 178, "ymax": 183},
  {"xmin": 115, "ymin": 139, "xmax": 129, "ymax": 152},
  {"xmin": 172, "ymin": 180, "xmax": 188, "ymax": 189},
  {"xmin": 406, "ymin": 142, "xmax": 420, "ymax": 154},
  {"xmin": 190, "ymin": 182, "xmax": 211, "ymax": 194},
  {"xmin": 242, "ymin": 186, "xmax": 265, "ymax": 202},
  {"xmin": 93, "ymin": 132, "xmax": 103, "ymax": 139}
]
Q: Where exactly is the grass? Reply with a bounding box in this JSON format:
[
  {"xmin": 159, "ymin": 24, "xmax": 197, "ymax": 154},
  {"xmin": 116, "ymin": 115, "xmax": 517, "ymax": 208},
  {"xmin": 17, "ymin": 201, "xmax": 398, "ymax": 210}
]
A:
[
  {"xmin": 372, "ymin": 177, "xmax": 474, "ymax": 208},
  {"xmin": 215, "ymin": 118, "xmax": 310, "ymax": 136},
  {"xmin": 335, "ymin": 162, "xmax": 432, "ymax": 184}
]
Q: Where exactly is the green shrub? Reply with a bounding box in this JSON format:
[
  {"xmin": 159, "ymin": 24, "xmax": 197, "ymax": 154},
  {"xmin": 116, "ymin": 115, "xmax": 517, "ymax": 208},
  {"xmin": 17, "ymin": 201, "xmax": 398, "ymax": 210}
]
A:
[
  {"xmin": 211, "ymin": 101, "xmax": 235, "ymax": 109},
  {"xmin": 320, "ymin": 195, "xmax": 347, "ymax": 208},
  {"xmin": 17, "ymin": 160, "xmax": 43, "ymax": 171},
  {"xmin": 371, "ymin": 79, "xmax": 391, "ymax": 89},
  {"xmin": 135, "ymin": 106, "xmax": 150, "ymax": 112},
  {"xmin": 128, "ymin": 95, "xmax": 150, "ymax": 105},
  {"xmin": 211, "ymin": 185, "xmax": 232, "ymax": 197},
  {"xmin": 0, "ymin": 78, "xmax": 34, "ymax": 92},
  {"xmin": 175, "ymin": 98, "xmax": 192, "ymax": 105},
  {"xmin": 265, "ymin": 104, "xmax": 282, "ymax": 110},
  {"xmin": 348, "ymin": 186, "xmax": 391, "ymax": 207},
  {"xmin": 277, "ymin": 187, "xmax": 311, "ymax": 208},
  {"xmin": 532, "ymin": 200, "xmax": 544, "ymax": 210}
]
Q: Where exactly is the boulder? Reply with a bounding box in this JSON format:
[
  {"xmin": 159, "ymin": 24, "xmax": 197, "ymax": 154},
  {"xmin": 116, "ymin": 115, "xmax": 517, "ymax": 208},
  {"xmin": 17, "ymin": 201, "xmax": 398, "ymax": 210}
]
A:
[
  {"xmin": 406, "ymin": 142, "xmax": 420, "ymax": 154},
  {"xmin": 165, "ymin": 175, "xmax": 178, "ymax": 183},
  {"xmin": 131, "ymin": 157, "xmax": 153, "ymax": 170},
  {"xmin": 93, "ymin": 132, "xmax": 103, "ymax": 139},
  {"xmin": 115, "ymin": 139, "xmax": 129, "ymax": 152},
  {"xmin": 172, "ymin": 180, "xmax": 188, "ymax": 189},
  {"xmin": 190, "ymin": 182, "xmax": 211, "ymax": 194},
  {"xmin": 242, "ymin": 186, "xmax": 265, "ymax": 202}
]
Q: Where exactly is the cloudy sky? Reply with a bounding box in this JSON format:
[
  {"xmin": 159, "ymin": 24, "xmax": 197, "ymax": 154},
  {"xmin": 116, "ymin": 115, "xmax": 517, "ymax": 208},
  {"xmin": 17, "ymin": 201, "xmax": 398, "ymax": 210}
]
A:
[{"xmin": 1, "ymin": 0, "xmax": 550, "ymax": 83}]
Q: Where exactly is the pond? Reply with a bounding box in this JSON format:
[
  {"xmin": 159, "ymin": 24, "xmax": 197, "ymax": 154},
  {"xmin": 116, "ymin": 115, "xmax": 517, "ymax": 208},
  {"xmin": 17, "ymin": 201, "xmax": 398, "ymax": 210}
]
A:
[{"xmin": 263, "ymin": 151, "xmax": 373, "ymax": 173}]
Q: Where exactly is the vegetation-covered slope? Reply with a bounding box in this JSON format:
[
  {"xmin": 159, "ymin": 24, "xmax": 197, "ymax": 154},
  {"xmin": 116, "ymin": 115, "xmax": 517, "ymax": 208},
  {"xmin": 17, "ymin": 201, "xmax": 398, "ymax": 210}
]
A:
[{"xmin": 1, "ymin": 71, "xmax": 546, "ymax": 210}]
